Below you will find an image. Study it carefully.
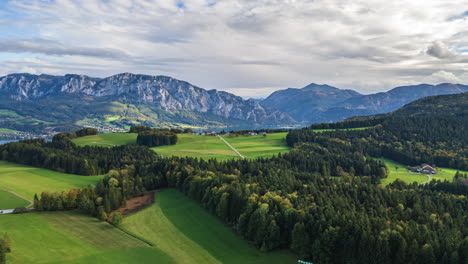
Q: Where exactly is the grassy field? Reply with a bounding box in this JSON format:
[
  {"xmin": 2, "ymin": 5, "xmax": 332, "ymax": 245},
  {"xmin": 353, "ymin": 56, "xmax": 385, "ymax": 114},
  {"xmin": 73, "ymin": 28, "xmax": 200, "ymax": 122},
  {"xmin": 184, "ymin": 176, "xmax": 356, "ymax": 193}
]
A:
[
  {"xmin": 0, "ymin": 211, "xmax": 174, "ymax": 264},
  {"xmin": 0, "ymin": 161, "xmax": 103, "ymax": 200},
  {"xmin": 74, "ymin": 133, "xmax": 291, "ymax": 161},
  {"xmin": 0, "ymin": 188, "xmax": 29, "ymax": 209},
  {"xmin": 222, "ymin": 133, "xmax": 290, "ymax": 158},
  {"xmin": 122, "ymin": 189, "xmax": 296, "ymax": 264},
  {"xmin": 153, "ymin": 134, "xmax": 239, "ymax": 160},
  {"xmin": 72, "ymin": 133, "xmax": 137, "ymax": 147},
  {"xmin": 379, "ymin": 158, "xmax": 467, "ymax": 185}
]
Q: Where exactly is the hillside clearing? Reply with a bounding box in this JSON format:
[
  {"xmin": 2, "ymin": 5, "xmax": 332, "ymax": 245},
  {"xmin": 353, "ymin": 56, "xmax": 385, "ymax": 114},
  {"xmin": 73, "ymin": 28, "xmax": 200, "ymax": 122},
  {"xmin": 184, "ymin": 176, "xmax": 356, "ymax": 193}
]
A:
[
  {"xmin": 221, "ymin": 133, "xmax": 290, "ymax": 159},
  {"xmin": 0, "ymin": 211, "xmax": 174, "ymax": 264},
  {"xmin": 0, "ymin": 161, "xmax": 103, "ymax": 200},
  {"xmin": 122, "ymin": 189, "xmax": 297, "ymax": 264},
  {"xmin": 379, "ymin": 158, "xmax": 466, "ymax": 185},
  {"xmin": 73, "ymin": 133, "xmax": 138, "ymax": 147}
]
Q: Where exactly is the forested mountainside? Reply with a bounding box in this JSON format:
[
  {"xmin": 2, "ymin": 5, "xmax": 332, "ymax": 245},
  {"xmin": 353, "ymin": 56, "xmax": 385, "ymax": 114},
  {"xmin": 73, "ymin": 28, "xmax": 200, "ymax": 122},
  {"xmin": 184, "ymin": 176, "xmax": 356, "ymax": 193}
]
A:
[
  {"xmin": 0, "ymin": 73, "xmax": 294, "ymax": 133},
  {"xmin": 262, "ymin": 83, "xmax": 468, "ymax": 124},
  {"xmin": 2, "ymin": 92, "xmax": 467, "ymax": 264},
  {"xmin": 299, "ymin": 92, "xmax": 468, "ymax": 170}
]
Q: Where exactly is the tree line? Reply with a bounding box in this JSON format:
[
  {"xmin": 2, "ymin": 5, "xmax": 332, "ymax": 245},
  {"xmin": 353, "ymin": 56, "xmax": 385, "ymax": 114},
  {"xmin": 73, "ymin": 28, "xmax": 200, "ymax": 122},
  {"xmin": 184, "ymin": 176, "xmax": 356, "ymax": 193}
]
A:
[
  {"xmin": 24, "ymin": 135, "xmax": 467, "ymax": 264},
  {"xmin": 2, "ymin": 112, "xmax": 468, "ymax": 264}
]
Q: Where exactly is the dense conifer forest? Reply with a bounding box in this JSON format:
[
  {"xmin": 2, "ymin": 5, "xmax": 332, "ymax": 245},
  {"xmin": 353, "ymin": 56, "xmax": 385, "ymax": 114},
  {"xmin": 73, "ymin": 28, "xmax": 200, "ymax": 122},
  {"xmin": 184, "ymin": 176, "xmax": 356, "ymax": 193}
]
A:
[{"xmin": 1, "ymin": 93, "xmax": 468, "ymax": 264}]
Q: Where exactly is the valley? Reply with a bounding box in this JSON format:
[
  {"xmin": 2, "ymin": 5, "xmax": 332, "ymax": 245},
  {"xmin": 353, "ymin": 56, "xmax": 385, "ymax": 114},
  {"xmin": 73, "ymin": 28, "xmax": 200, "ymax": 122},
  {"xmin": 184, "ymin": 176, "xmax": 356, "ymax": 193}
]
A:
[{"xmin": 0, "ymin": 92, "xmax": 467, "ymax": 264}]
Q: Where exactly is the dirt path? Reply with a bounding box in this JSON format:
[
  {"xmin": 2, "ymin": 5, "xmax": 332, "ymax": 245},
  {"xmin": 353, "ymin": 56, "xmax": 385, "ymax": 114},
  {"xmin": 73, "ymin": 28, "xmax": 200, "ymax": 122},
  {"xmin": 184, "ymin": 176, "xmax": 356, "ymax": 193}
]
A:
[
  {"xmin": 419, "ymin": 174, "xmax": 432, "ymax": 185},
  {"xmin": 0, "ymin": 186, "xmax": 33, "ymax": 208},
  {"xmin": 407, "ymin": 171, "xmax": 432, "ymax": 185},
  {"xmin": 217, "ymin": 135, "xmax": 245, "ymax": 159}
]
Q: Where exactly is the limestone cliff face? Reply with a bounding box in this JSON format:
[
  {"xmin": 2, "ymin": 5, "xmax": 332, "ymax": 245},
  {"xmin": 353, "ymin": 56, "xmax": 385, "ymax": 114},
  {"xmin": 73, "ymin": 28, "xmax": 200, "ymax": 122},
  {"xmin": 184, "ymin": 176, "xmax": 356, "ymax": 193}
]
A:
[{"xmin": 0, "ymin": 73, "xmax": 294, "ymax": 124}]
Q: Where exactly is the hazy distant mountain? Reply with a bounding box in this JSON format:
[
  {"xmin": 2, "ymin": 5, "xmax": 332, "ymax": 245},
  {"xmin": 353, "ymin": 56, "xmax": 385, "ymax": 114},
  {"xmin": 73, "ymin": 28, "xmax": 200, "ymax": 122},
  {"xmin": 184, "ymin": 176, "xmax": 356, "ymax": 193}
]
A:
[
  {"xmin": 261, "ymin": 83, "xmax": 361, "ymax": 123},
  {"xmin": 0, "ymin": 73, "xmax": 295, "ymax": 133},
  {"xmin": 262, "ymin": 83, "xmax": 468, "ymax": 124}
]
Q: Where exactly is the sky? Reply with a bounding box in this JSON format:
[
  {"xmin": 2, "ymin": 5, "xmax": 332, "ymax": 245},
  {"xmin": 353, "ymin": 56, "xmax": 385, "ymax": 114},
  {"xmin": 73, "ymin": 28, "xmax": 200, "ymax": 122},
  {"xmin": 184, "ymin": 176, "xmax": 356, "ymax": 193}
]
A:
[{"xmin": 0, "ymin": 0, "xmax": 467, "ymax": 98}]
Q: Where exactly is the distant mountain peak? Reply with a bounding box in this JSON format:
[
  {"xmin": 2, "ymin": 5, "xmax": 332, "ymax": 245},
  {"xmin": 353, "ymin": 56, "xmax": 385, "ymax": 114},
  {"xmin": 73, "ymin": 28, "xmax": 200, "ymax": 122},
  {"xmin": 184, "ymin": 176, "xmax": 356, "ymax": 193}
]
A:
[{"xmin": 0, "ymin": 72, "xmax": 295, "ymax": 126}]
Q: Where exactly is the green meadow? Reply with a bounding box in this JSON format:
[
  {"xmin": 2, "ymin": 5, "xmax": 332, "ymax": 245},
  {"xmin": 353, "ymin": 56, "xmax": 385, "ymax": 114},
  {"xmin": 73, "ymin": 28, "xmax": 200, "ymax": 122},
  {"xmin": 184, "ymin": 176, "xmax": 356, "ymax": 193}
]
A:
[
  {"xmin": 379, "ymin": 158, "xmax": 466, "ymax": 185},
  {"xmin": 122, "ymin": 189, "xmax": 296, "ymax": 264},
  {"xmin": 1, "ymin": 190, "xmax": 296, "ymax": 264},
  {"xmin": 72, "ymin": 133, "xmax": 138, "ymax": 147},
  {"xmin": 152, "ymin": 134, "xmax": 239, "ymax": 160},
  {"xmin": 73, "ymin": 132, "xmax": 291, "ymax": 161},
  {"xmin": 0, "ymin": 211, "xmax": 173, "ymax": 264},
  {"xmin": 0, "ymin": 161, "xmax": 103, "ymax": 200},
  {"xmin": 0, "ymin": 188, "xmax": 29, "ymax": 209},
  {"xmin": 222, "ymin": 133, "xmax": 290, "ymax": 158}
]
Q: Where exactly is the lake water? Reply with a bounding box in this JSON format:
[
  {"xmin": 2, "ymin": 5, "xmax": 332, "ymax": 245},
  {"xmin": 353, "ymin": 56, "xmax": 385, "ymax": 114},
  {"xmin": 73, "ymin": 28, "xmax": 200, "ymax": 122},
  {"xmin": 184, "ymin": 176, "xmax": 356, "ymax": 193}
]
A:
[{"xmin": 0, "ymin": 139, "xmax": 20, "ymax": 145}]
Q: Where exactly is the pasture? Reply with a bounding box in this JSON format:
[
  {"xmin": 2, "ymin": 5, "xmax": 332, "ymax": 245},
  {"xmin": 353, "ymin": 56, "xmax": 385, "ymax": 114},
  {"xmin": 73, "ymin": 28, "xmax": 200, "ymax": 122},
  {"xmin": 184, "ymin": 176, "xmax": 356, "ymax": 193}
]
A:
[
  {"xmin": 0, "ymin": 211, "xmax": 173, "ymax": 264},
  {"xmin": 0, "ymin": 188, "xmax": 29, "ymax": 209},
  {"xmin": 72, "ymin": 133, "xmax": 137, "ymax": 147},
  {"xmin": 0, "ymin": 161, "xmax": 103, "ymax": 200},
  {"xmin": 379, "ymin": 158, "xmax": 466, "ymax": 185},
  {"xmin": 222, "ymin": 133, "xmax": 290, "ymax": 158},
  {"xmin": 74, "ymin": 132, "xmax": 291, "ymax": 160},
  {"xmin": 152, "ymin": 134, "xmax": 239, "ymax": 160},
  {"xmin": 122, "ymin": 189, "xmax": 296, "ymax": 264}
]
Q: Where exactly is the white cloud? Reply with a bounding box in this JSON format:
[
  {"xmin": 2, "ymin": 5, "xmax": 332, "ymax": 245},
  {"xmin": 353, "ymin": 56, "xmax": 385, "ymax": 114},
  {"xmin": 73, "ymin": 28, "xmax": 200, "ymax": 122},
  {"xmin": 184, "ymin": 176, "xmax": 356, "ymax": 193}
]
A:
[
  {"xmin": 424, "ymin": 70, "xmax": 461, "ymax": 84},
  {"xmin": 0, "ymin": 0, "xmax": 467, "ymax": 97}
]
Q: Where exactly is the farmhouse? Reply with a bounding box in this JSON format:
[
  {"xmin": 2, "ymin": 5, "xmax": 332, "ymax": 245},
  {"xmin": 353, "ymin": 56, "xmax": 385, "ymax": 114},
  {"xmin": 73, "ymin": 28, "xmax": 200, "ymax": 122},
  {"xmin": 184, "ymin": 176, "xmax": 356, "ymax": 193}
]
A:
[
  {"xmin": 204, "ymin": 131, "xmax": 217, "ymax": 136},
  {"xmin": 409, "ymin": 164, "xmax": 437, "ymax": 174}
]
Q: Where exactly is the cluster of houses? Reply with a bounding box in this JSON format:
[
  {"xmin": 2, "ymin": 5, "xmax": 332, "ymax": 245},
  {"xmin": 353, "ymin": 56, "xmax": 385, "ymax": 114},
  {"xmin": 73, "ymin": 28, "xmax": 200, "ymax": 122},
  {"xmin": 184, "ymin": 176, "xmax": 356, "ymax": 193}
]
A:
[
  {"xmin": 408, "ymin": 164, "xmax": 437, "ymax": 174},
  {"xmin": 196, "ymin": 131, "xmax": 268, "ymax": 136}
]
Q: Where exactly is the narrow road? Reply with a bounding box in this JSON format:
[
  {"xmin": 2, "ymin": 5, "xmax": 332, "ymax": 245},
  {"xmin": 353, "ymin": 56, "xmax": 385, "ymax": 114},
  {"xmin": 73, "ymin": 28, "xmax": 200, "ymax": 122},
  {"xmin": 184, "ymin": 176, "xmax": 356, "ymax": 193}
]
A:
[
  {"xmin": 217, "ymin": 135, "xmax": 245, "ymax": 159},
  {"xmin": 407, "ymin": 170, "xmax": 432, "ymax": 185},
  {"xmin": 418, "ymin": 174, "xmax": 432, "ymax": 185},
  {"xmin": 0, "ymin": 186, "xmax": 34, "ymax": 208}
]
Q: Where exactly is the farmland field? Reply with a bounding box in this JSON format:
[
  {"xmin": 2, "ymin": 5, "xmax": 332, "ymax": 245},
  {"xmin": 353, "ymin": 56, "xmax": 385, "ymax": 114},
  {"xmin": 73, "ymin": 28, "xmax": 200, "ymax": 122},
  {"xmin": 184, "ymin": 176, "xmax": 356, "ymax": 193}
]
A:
[
  {"xmin": 152, "ymin": 134, "xmax": 239, "ymax": 160},
  {"xmin": 379, "ymin": 158, "xmax": 466, "ymax": 185},
  {"xmin": 222, "ymin": 133, "xmax": 290, "ymax": 158},
  {"xmin": 73, "ymin": 132, "xmax": 291, "ymax": 160},
  {"xmin": 73, "ymin": 133, "xmax": 137, "ymax": 147},
  {"xmin": 122, "ymin": 189, "xmax": 296, "ymax": 264},
  {"xmin": 0, "ymin": 211, "xmax": 173, "ymax": 264},
  {"xmin": 0, "ymin": 188, "xmax": 29, "ymax": 209},
  {"xmin": 0, "ymin": 161, "xmax": 103, "ymax": 200}
]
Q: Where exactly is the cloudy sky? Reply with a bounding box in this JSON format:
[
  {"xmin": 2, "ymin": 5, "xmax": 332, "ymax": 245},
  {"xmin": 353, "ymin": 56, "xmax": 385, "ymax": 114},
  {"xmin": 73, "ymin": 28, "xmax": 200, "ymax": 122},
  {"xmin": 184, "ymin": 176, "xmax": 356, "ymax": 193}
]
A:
[{"xmin": 0, "ymin": 0, "xmax": 467, "ymax": 98}]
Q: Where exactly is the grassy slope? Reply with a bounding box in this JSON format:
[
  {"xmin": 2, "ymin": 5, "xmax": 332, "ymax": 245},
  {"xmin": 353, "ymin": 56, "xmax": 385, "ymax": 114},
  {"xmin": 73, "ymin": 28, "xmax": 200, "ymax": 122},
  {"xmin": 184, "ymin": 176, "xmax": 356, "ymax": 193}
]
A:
[
  {"xmin": 74, "ymin": 133, "xmax": 291, "ymax": 161},
  {"xmin": 222, "ymin": 133, "xmax": 290, "ymax": 159},
  {"xmin": 151, "ymin": 134, "xmax": 239, "ymax": 161},
  {"xmin": 379, "ymin": 158, "xmax": 467, "ymax": 185},
  {"xmin": 73, "ymin": 133, "xmax": 138, "ymax": 147},
  {"xmin": 0, "ymin": 161, "xmax": 103, "ymax": 200},
  {"xmin": 0, "ymin": 211, "xmax": 174, "ymax": 264},
  {"xmin": 0, "ymin": 189, "xmax": 29, "ymax": 209},
  {"xmin": 122, "ymin": 189, "xmax": 296, "ymax": 264}
]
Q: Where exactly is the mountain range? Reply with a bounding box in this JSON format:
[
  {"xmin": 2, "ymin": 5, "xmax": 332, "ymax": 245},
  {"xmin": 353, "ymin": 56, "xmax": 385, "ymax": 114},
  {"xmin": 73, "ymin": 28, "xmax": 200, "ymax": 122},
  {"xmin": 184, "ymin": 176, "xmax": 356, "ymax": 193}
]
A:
[
  {"xmin": 0, "ymin": 72, "xmax": 467, "ymax": 135},
  {"xmin": 261, "ymin": 82, "xmax": 468, "ymax": 124},
  {"xmin": 0, "ymin": 73, "xmax": 294, "ymax": 134}
]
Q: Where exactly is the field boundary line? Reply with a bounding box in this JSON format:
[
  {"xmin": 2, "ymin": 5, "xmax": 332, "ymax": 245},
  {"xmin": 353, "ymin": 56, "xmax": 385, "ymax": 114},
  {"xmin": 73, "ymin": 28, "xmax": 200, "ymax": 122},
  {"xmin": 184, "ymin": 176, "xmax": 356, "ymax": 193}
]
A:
[
  {"xmin": 217, "ymin": 135, "xmax": 245, "ymax": 159},
  {"xmin": 114, "ymin": 225, "xmax": 155, "ymax": 246},
  {"xmin": 0, "ymin": 186, "xmax": 33, "ymax": 208}
]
